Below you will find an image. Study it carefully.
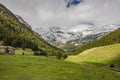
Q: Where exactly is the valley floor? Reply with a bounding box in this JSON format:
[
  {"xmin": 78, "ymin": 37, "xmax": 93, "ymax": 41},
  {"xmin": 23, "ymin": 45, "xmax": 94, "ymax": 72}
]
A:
[{"xmin": 0, "ymin": 55, "xmax": 120, "ymax": 80}]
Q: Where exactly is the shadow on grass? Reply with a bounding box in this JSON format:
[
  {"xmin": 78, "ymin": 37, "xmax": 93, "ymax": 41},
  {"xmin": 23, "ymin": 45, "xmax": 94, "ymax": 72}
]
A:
[
  {"xmin": 81, "ymin": 62, "xmax": 106, "ymax": 66},
  {"xmin": 107, "ymin": 56, "xmax": 120, "ymax": 69},
  {"xmin": 78, "ymin": 55, "xmax": 120, "ymax": 70}
]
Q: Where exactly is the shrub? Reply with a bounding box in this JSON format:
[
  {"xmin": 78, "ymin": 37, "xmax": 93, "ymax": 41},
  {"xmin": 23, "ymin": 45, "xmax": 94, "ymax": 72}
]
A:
[
  {"xmin": 56, "ymin": 52, "xmax": 62, "ymax": 60},
  {"xmin": 22, "ymin": 52, "xmax": 25, "ymax": 55},
  {"xmin": 34, "ymin": 49, "xmax": 47, "ymax": 56},
  {"xmin": 110, "ymin": 64, "xmax": 115, "ymax": 68},
  {"xmin": 63, "ymin": 54, "xmax": 68, "ymax": 59}
]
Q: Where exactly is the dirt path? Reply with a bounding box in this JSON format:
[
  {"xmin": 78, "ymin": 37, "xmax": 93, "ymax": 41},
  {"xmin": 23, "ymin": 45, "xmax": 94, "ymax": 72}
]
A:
[{"xmin": 110, "ymin": 68, "xmax": 120, "ymax": 74}]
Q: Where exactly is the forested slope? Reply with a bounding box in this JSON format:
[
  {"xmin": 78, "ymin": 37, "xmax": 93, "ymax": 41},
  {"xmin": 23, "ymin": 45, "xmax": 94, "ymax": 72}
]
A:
[
  {"xmin": 74, "ymin": 28, "xmax": 120, "ymax": 54},
  {"xmin": 0, "ymin": 3, "xmax": 64, "ymax": 55}
]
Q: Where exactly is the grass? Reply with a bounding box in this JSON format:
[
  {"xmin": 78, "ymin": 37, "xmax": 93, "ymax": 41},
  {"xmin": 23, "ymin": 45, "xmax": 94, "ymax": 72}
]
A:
[
  {"xmin": 66, "ymin": 43, "xmax": 120, "ymax": 69},
  {"xmin": 15, "ymin": 48, "xmax": 34, "ymax": 56},
  {"xmin": 1, "ymin": 43, "xmax": 120, "ymax": 80},
  {"xmin": 0, "ymin": 55, "xmax": 120, "ymax": 80}
]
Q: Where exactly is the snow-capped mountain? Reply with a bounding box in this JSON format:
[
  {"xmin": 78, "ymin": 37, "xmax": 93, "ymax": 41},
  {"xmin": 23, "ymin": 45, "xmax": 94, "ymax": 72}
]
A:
[
  {"xmin": 66, "ymin": 24, "xmax": 120, "ymax": 37},
  {"xmin": 35, "ymin": 24, "xmax": 120, "ymax": 49}
]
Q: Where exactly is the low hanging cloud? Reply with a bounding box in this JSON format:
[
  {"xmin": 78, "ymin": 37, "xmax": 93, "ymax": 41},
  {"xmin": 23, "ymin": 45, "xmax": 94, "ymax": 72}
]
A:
[{"xmin": 0, "ymin": 0, "xmax": 120, "ymax": 29}]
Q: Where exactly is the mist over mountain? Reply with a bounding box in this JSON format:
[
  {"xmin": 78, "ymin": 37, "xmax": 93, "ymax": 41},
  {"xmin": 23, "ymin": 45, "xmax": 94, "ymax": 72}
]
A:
[{"xmin": 1, "ymin": 0, "xmax": 120, "ymax": 29}]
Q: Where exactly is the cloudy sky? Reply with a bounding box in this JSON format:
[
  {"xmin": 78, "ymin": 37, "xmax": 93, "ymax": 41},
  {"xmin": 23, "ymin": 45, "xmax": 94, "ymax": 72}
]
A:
[{"xmin": 0, "ymin": 0, "xmax": 120, "ymax": 29}]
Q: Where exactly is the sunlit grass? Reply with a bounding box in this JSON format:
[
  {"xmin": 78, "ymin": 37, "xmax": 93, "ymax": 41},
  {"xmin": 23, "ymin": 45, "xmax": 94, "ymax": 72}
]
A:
[
  {"xmin": 66, "ymin": 43, "xmax": 120, "ymax": 69},
  {"xmin": 15, "ymin": 48, "xmax": 34, "ymax": 56},
  {"xmin": 0, "ymin": 55, "xmax": 120, "ymax": 80}
]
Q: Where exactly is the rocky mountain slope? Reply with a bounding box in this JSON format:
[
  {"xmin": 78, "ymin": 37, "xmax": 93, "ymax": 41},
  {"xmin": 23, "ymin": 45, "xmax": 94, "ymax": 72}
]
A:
[{"xmin": 35, "ymin": 24, "xmax": 120, "ymax": 50}]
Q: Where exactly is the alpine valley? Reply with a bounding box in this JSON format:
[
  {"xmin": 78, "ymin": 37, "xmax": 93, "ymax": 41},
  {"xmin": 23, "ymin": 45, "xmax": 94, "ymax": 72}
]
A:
[
  {"xmin": 35, "ymin": 24, "xmax": 120, "ymax": 51},
  {"xmin": 1, "ymin": 0, "xmax": 120, "ymax": 80}
]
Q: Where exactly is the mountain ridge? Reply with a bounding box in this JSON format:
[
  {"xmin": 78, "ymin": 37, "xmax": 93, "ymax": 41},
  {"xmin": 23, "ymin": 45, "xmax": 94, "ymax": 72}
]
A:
[
  {"xmin": 35, "ymin": 24, "xmax": 120, "ymax": 50},
  {"xmin": 74, "ymin": 27, "xmax": 120, "ymax": 54},
  {"xmin": 0, "ymin": 3, "xmax": 64, "ymax": 55}
]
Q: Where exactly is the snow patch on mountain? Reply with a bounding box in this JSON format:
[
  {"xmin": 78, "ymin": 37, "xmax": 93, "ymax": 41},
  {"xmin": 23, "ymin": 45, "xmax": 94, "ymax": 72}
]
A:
[
  {"xmin": 35, "ymin": 24, "xmax": 120, "ymax": 48},
  {"xmin": 67, "ymin": 24, "xmax": 120, "ymax": 37}
]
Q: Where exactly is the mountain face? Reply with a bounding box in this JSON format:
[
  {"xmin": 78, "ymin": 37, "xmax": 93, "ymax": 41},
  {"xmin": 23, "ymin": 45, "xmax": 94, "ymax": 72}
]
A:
[
  {"xmin": 35, "ymin": 24, "xmax": 120, "ymax": 50},
  {"xmin": 0, "ymin": 3, "xmax": 63, "ymax": 55}
]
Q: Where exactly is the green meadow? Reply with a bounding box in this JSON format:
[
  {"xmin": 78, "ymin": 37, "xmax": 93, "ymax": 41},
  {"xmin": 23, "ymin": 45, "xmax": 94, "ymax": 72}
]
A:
[
  {"xmin": 0, "ymin": 44, "xmax": 120, "ymax": 80},
  {"xmin": 0, "ymin": 56, "xmax": 119, "ymax": 80},
  {"xmin": 66, "ymin": 43, "xmax": 120, "ymax": 69},
  {"xmin": 15, "ymin": 48, "xmax": 34, "ymax": 56}
]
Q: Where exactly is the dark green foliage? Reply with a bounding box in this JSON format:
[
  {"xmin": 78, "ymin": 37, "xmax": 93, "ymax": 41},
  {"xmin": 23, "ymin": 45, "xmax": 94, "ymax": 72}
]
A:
[
  {"xmin": 21, "ymin": 43, "xmax": 26, "ymax": 50},
  {"xmin": 63, "ymin": 54, "xmax": 68, "ymax": 59},
  {"xmin": 22, "ymin": 52, "xmax": 25, "ymax": 55},
  {"xmin": 74, "ymin": 28, "xmax": 120, "ymax": 54},
  {"xmin": 110, "ymin": 64, "xmax": 115, "ymax": 68},
  {"xmin": 11, "ymin": 40, "xmax": 18, "ymax": 47},
  {"xmin": 0, "ymin": 3, "xmax": 64, "ymax": 55},
  {"xmin": 56, "ymin": 52, "xmax": 62, "ymax": 60},
  {"xmin": 34, "ymin": 49, "xmax": 47, "ymax": 56}
]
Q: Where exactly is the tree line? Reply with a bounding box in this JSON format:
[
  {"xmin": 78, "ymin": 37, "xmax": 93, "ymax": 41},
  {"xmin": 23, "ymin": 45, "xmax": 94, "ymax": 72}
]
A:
[{"xmin": 74, "ymin": 28, "xmax": 120, "ymax": 54}]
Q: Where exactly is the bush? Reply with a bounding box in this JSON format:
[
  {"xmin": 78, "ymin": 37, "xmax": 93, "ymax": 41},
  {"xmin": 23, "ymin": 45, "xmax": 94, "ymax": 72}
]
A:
[
  {"xmin": 63, "ymin": 54, "xmax": 68, "ymax": 59},
  {"xmin": 22, "ymin": 52, "xmax": 25, "ymax": 55},
  {"xmin": 56, "ymin": 52, "xmax": 62, "ymax": 60},
  {"xmin": 34, "ymin": 50, "xmax": 47, "ymax": 56},
  {"xmin": 110, "ymin": 64, "xmax": 115, "ymax": 68}
]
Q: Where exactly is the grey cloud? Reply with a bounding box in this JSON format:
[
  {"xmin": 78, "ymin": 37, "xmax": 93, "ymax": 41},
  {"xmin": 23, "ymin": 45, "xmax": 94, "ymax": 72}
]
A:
[{"xmin": 0, "ymin": 0, "xmax": 120, "ymax": 29}]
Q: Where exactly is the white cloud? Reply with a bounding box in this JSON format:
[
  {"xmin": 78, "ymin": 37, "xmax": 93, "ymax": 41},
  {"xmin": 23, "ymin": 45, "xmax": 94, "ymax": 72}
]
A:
[{"xmin": 0, "ymin": 0, "xmax": 120, "ymax": 29}]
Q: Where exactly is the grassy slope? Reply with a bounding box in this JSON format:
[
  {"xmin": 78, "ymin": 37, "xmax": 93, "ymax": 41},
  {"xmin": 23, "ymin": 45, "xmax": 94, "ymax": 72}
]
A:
[
  {"xmin": 74, "ymin": 28, "xmax": 120, "ymax": 54},
  {"xmin": 0, "ymin": 55, "xmax": 120, "ymax": 80},
  {"xmin": 66, "ymin": 43, "xmax": 120, "ymax": 69}
]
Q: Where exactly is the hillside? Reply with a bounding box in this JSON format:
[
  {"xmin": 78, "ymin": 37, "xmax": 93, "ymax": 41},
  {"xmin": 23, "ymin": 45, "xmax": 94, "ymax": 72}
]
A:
[
  {"xmin": 74, "ymin": 28, "xmax": 120, "ymax": 54},
  {"xmin": 0, "ymin": 3, "xmax": 64, "ymax": 55},
  {"xmin": 66, "ymin": 43, "xmax": 120, "ymax": 69}
]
